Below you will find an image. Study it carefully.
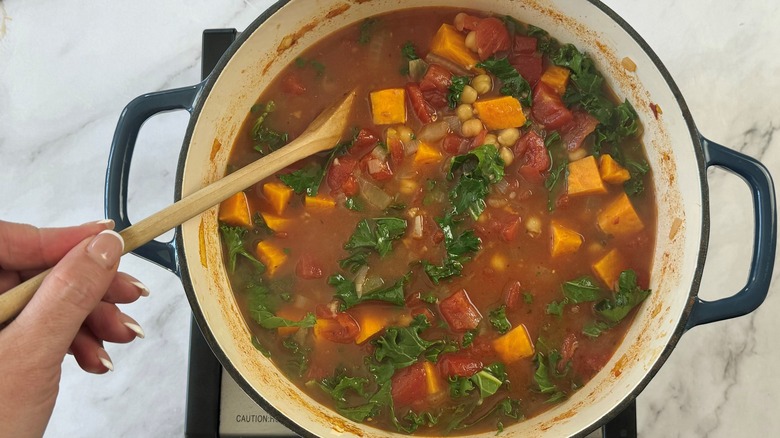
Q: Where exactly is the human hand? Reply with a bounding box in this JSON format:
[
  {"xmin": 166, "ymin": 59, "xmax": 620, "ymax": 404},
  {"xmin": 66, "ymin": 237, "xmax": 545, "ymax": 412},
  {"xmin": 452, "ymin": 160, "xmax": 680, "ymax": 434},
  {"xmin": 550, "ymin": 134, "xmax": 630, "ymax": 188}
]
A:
[{"xmin": 0, "ymin": 220, "xmax": 148, "ymax": 438}]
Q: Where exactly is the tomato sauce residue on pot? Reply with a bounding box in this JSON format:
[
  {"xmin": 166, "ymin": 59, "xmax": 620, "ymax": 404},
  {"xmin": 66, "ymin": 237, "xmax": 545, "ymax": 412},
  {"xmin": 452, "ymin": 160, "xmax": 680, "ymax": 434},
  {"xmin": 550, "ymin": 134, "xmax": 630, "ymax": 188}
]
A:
[{"xmin": 215, "ymin": 7, "xmax": 657, "ymax": 435}]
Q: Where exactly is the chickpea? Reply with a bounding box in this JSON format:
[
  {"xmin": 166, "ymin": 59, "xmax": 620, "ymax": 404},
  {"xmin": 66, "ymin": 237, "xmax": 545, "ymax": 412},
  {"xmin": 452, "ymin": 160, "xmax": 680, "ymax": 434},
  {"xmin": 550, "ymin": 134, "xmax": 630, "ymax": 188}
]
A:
[
  {"xmin": 460, "ymin": 85, "xmax": 478, "ymax": 104},
  {"xmin": 454, "ymin": 12, "xmax": 468, "ymax": 31},
  {"xmin": 499, "ymin": 146, "xmax": 515, "ymax": 166},
  {"xmin": 456, "ymin": 104, "xmax": 473, "ymax": 121},
  {"xmin": 397, "ymin": 125, "xmax": 414, "ymax": 143},
  {"xmin": 465, "ymin": 31, "xmax": 477, "ymax": 51},
  {"xmin": 497, "ymin": 128, "xmax": 520, "ymax": 147},
  {"xmin": 483, "ymin": 134, "xmax": 498, "ymax": 146},
  {"xmin": 471, "ymin": 74, "xmax": 492, "ymax": 95},
  {"xmin": 461, "ymin": 118, "xmax": 483, "ymax": 137},
  {"xmin": 526, "ymin": 216, "xmax": 542, "ymax": 237}
]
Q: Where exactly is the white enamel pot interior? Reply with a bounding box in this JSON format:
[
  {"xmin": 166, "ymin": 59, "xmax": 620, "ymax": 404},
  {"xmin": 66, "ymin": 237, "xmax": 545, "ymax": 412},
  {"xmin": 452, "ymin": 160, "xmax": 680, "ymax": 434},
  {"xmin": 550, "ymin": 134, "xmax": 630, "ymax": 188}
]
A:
[{"xmin": 174, "ymin": 0, "xmax": 705, "ymax": 436}]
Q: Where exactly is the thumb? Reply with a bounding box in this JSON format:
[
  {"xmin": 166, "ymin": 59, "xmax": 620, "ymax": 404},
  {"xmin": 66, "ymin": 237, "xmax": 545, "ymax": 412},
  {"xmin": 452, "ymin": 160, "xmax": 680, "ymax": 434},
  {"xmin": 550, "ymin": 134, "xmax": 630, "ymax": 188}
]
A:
[{"xmin": 13, "ymin": 230, "xmax": 125, "ymax": 355}]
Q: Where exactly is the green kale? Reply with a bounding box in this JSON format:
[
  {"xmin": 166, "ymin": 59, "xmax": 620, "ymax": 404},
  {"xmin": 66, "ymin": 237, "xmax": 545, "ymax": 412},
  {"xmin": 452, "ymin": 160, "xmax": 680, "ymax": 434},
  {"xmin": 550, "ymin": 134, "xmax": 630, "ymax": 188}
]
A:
[
  {"xmin": 250, "ymin": 101, "xmax": 289, "ymax": 155},
  {"xmin": 345, "ymin": 196, "xmax": 363, "ymax": 211},
  {"xmin": 448, "ymin": 144, "xmax": 505, "ymax": 220},
  {"xmin": 358, "ymin": 18, "xmax": 378, "ymax": 44},
  {"xmin": 624, "ymin": 158, "xmax": 650, "ymax": 197},
  {"xmin": 338, "ymin": 250, "xmax": 369, "ymax": 273},
  {"xmin": 489, "ymin": 305, "xmax": 511, "ymax": 334},
  {"xmin": 401, "ymin": 41, "xmax": 419, "ymax": 60},
  {"xmin": 582, "ymin": 320, "xmax": 614, "ymax": 338},
  {"xmin": 245, "ymin": 281, "xmax": 316, "ymax": 330},
  {"xmin": 282, "ymin": 338, "xmax": 310, "ymax": 378},
  {"xmin": 448, "ymin": 75, "xmax": 470, "ymax": 108},
  {"xmin": 219, "ymin": 223, "xmax": 265, "ymax": 273},
  {"xmin": 594, "ymin": 270, "xmax": 651, "ymax": 323},
  {"xmin": 561, "ymin": 276, "xmax": 602, "ymax": 303},
  {"xmin": 318, "ymin": 369, "xmax": 369, "ymax": 404},
  {"xmin": 422, "ymin": 215, "xmax": 481, "ymax": 283},
  {"xmin": 523, "ymin": 292, "xmax": 534, "ymax": 304},
  {"xmin": 476, "ymin": 57, "xmax": 532, "ymax": 106},
  {"xmin": 278, "ymin": 162, "xmax": 324, "ymax": 197},
  {"xmin": 545, "ymin": 300, "xmax": 566, "ymax": 317},
  {"xmin": 329, "ymin": 273, "xmax": 409, "ymax": 310},
  {"xmin": 343, "ymin": 217, "xmax": 407, "ymax": 257},
  {"xmin": 527, "ymin": 25, "xmax": 559, "ymax": 55},
  {"xmin": 533, "ymin": 350, "xmax": 567, "ymax": 403},
  {"xmin": 462, "ymin": 329, "xmax": 476, "ymax": 347},
  {"xmin": 373, "ymin": 314, "xmax": 448, "ymax": 369}
]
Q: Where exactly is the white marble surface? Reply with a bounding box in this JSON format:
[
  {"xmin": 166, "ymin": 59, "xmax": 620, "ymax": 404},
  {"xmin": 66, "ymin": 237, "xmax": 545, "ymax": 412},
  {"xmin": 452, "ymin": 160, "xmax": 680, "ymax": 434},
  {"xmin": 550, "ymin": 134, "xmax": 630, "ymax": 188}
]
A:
[{"xmin": 0, "ymin": 0, "xmax": 777, "ymax": 436}]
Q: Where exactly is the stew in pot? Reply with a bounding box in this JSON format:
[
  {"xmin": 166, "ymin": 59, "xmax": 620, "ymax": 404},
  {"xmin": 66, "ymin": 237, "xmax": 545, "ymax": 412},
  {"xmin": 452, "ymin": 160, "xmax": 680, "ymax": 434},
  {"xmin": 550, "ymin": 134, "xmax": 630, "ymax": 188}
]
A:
[{"xmin": 218, "ymin": 8, "xmax": 655, "ymax": 435}]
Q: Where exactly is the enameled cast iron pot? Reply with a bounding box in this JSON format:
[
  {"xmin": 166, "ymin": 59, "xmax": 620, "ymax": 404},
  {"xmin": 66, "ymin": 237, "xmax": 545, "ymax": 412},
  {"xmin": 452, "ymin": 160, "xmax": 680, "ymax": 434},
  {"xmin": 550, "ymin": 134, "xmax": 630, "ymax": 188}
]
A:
[{"xmin": 105, "ymin": 0, "xmax": 777, "ymax": 436}]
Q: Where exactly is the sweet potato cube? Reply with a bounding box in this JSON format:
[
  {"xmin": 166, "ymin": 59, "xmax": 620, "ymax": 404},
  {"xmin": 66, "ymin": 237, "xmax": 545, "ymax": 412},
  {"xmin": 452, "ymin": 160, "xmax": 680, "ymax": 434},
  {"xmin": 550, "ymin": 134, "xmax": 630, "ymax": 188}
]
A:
[
  {"xmin": 262, "ymin": 182, "xmax": 293, "ymax": 215},
  {"xmin": 473, "ymin": 96, "xmax": 526, "ymax": 130},
  {"xmin": 430, "ymin": 24, "xmax": 480, "ymax": 70},
  {"xmin": 218, "ymin": 192, "xmax": 253, "ymax": 228},
  {"xmin": 492, "ymin": 324, "xmax": 534, "ymax": 363},
  {"xmin": 275, "ymin": 305, "xmax": 307, "ymax": 337},
  {"xmin": 592, "ymin": 248, "xmax": 628, "ymax": 289},
  {"xmin": 353, "ymin": 312, "xmax": 390, "ymax": 344},
  {"xmin": 422, "ymin": 361, "xmax": 444, "ymax": 395},
  {"xmin": 259, "ymin": 212, "xmax": 290, "ymax": 232},
  {"xmin": 599, "ymin": 154, "xmax": 631, "ymax": 184},
  {"xmin": 540, "ymin": 65, "xmax": 571, "ymax": 95},
  {"xmin": 255, "ymin": 241, "xmax": 287, "ymax": 276},
  {"xmin": 550, "ymin": 221, "xmax": 584, "ymax": 257},
  {"xmin": 567, "ymin": 155, "xmax": 607, "ymax": 196},
  {"xmin": 304, "ymin": 195, "xmax": 337, "ymax": 209},
  {"xmin": 597, "ymin": 192, "xmax": 645, "ymax": 237},
  {"xmin": 414, "ymin": 141, "xmax": 443, "ymax": 166},
  {"xmin": 370, "ymin": 88, "xmax": 406, "ymax": 125}
]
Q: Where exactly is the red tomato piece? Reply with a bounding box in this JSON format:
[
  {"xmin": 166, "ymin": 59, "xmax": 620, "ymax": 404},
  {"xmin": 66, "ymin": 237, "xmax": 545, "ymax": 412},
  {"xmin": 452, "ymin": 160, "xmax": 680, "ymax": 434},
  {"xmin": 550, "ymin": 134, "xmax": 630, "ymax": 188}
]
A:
[
  {"xmin": 516, "ymin": 131, "xmax": 551, "ymax": 184},
  {"xmin": 512, "ymin": 35, "xmax": 538, "ymax": 55},
  {"xmin": 468, "ymin": 129, "xmax": 488, "ymax": 151},
  {"xmin": 456, "ymin": 13, "xmax": 482, "ymax": 31},
  {"xmin": 360, "ymin": 152, "xmax": 394, "ymax": 181},
  {"xmin": 561, "ymin": 110, "xmax": 600, "ymax": 151},
  {"xmin": 559, "ymin": 332, "xmax": 579, "ymax": 373},
  {"xmin": 474, "ymin": 17, "xmax": 511, "ymax": 60},
  {"xmin": 295, "ymin": 254, "xmax": 323, "ymax": 279},
  {"xmin": 391, "ymin": 362, "xmax": 429, "ymax": 407},
  {"xmin": 420, "ymin": 64, "xmax": 453, "ymax": 93},
  {"xmin": 327, "ymin": 155, "xmax": 358, "ymax": 194},
  {"xmin": 387, "ymin": 137, "xmax": 405, "ymax": 167},
  {"xmin": 422, "ymin": 89, "xmax": 449, "ymax": 109},
  {"xmin": 406, "ymin": 82, "xmax": 437, "ymax": 123},
  {"xmin": 348, "ymin": 128, "xmax": 380, "ymax": 158},
  {"xmin": 442, "ymin": 133, "xmax": 468, "ymax": 155},
  {"xmin": 438, "ymin": 352, "xmax": 483, "ymax": 378},
  {"xmin": 341, "ymin": 175, "xmax": 359, "ymax": 197},
  {"xmin": 281, "ymin": 73, "xmax": 306, "ymax": 95},
  {"xmin": 503, "ymin": 280, "xmax": 523, "ymax": 311},
  {"xmin": 317, "ymin": 312, "xmax": 360, "ymax": 344},
  {"xmin": 439, "ymin": 289, "xmax": 482, "ymax": 331},
  {"xmin": 500, "ymin": 216, "xmax": 522, "ymax": 242},
  {"xmin": 510, "ymin": 54, "xmax": 543, "ymax": 85},
  {"xmin": 532, "ymin": 82, "xmax": 574, "ymax": 130}
]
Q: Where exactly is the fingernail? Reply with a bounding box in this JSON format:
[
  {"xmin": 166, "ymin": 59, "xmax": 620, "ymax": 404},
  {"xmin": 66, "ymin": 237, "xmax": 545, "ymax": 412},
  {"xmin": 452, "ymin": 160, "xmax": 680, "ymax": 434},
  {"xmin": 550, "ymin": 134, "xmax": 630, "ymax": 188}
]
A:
[
  {"xmin": 119, "ymin": 313, "xmax": 145, "ymax": 339},
  {"xmin": 131, "ymin": 280, "xmax": 150, "ymax": 297},
  {"xmin": 82, "ymin": 219, "xmax": 115, "ymax": 229},
  {"xmin": 97, "ymin": 348, "xmax": 114, "ymax": 372},
  {"xmin": 86, "ymin": 230, "xmax": 124, "ymax": 268}
]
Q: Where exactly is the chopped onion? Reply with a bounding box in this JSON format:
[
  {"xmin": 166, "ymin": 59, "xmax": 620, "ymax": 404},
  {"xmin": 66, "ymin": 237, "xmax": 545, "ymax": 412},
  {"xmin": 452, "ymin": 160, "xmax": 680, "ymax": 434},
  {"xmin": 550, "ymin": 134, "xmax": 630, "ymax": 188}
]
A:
[
  {"xmin": 417, "ymin": 121, "xmax": 450, "ymax": 142},
  {"xmin": 363, "ymin": 276, "xmax": 385, "ymax": 293},
  {"xmin": 358, "ymin": 177, "xmax": 392, "ymax": 209},
  {"xmin": 443, "ymin": 115, "xmax": 461, "ymax": 132},
  {"xmin": 405, "ymin": 139, "xmax": 420, "ymax": 156},
  {"xmin": 367, "ymin": 158, "xmax": 384, "ymax": 175},
  {"xmin": 354, "ymin": 265, "xmax": 369, "ymax": 297},
  {"xmin": 424, "ymin": 52, "xmax": 471, "ymax": 76},
  {"xmin": 412, "ymin": 215, "xmax": 424, "ymax": 239},
  {"xmin": 494, "ymin": 178, "xmax": 510, "ymax": 195},
  {"xmin": 371, "ymin": 145, "xmax": 388, "ymax": 160},
  {"xmin": 408, "ymin": 59, "xmax": 429, "ymax": 81}
]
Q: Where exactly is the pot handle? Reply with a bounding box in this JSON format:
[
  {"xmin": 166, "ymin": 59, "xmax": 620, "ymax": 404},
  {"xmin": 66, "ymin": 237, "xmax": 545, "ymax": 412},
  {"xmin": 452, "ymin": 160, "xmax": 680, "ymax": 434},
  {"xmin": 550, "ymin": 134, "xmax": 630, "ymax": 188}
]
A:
[
  {"xmin": 104, "ymin": 84, "xmax": 203, "ymax": 276},
  {"xmin": 685, "ymin": 136, "xmax": 777, "ymax": 330}
]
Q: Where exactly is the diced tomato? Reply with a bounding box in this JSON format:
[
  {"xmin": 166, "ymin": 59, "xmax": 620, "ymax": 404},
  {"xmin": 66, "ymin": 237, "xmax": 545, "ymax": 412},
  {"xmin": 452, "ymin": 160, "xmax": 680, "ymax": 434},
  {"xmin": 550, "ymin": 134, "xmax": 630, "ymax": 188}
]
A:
[
  {"xmin": 469, "ymin": 129, "xmax": 488, "ymax": 151},
  {"xmin": 500, "ymin": 216, "xmax": 522, "ymax": 242},
  {"xmin": 422, "ymin": 89, "xmax": 449, "ymax": 109},
  {"xmin": 316, "ymin": 311, "xmax": 360, "ymax": 344},
  {"xmin": 360, "ymin": 151, "xmax": 393, "ymax": 181},
  {"xmin": 391, "ymin": 362, "xmax": 429, "ymax": 407},
  {"xmin": 516, "ymin": 131, "xmax": 550, "ymax": 184},
  {"xmin": 503, "ymin": 280, "xmax": 523, "ymax": 311},
  {"xmin": 456, "ymin": 13, "xmax": 482, "ymax": 31},
  {"xmin": 555, "ymin": 193, "xmax": 570, "ymax": 210},
  {"xmin": 474, "ymin": 17, "xmax": 511, "ymax": 60},
  {"xmin": 561, "ymin": 110, "xmax": 600, "ymax": 151},
  {"xmin": 512, "ymin": 35, "xmax": 538, "ymax": 55},
  {"xmin": 439, "ymin": 289, "xmax": 482, "ymax": 331},
  {"xmin": 387, "ymin": 137, "xmax": 404, "ymax": 167},
  {"xmin": 559, "ymin": 332, "xmax": 579, "ymax": 373},
  {"xmin": 510, "ymin": 54, "xmax": 543, "ymax": 85},
  {"xmin": 295, "ymin": 254, "xmax": 323, "ymax": 279},
  {"xmin": 406, "ymin": 82, "xmax": 437, "ymax": 123},
  {"xmin": 327, "ymin": 155, "xmax": 358, "ymax": 195},
  {"xmin": 348, "ymin": 128, "xmax": 380, "ymax": 158},
  {"xmin": 532, "ymin": 82, "xmax": 574, "ymax": 130},
  {"xmin": 420, "ymin": 64, "xmax": 452, "ymax": 93},
  {"xmin": 442, "ymin": 133, "xmax": 468, "ymax": 155},
  {"xmin": 315, "ymin": 302, "xmax": 338, "ymax": 319},
  {"xmin": 574, "ymin": 351, "xmax": 611, "ymax": 380},
  {"xmin": 438, "ymin": 352, "xmax": 483, "ymax": 378},
  {"xmin": 410, "ymin": 307, "xmax": 436, "ymax": 323},
  {"xmin": 281, "ymin": 73, "xmax": 306, "ymax": 95}
]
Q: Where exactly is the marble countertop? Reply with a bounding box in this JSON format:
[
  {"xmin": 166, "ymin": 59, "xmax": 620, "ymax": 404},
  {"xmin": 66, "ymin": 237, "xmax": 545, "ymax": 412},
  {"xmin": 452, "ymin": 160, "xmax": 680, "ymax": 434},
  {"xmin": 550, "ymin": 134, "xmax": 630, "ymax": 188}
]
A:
[{"xmin": 1, "ymin": 0, "xmax": 777, "ymax": 436}]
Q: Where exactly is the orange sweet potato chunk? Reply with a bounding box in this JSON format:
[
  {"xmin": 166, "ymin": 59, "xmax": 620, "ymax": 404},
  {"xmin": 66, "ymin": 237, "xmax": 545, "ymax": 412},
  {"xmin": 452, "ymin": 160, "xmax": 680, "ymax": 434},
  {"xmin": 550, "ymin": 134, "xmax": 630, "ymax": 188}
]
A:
[
  {"xmin": 540, "ymin": 65, "xmax": 571, "ymax": 95},
  {"xmin": 370, "ymin": 88, "xmax": 406, "ymax": 125},
  {"xmin": 592, "ymin": 248, "xmax": 628, "ymax": 289},
  {"xmin": 429, "ymin": 24, "xmax": 479, "ymax": 69},
  {"xmin": 599, "ymin": 154, "xmax": 631, "ymax": 184},
  {"xmin": 597, "ymin": 192, "xmax": 645, "ymax": 237},
  {"xmin": 567, "ymin": 155, "xmax": 607, "ymax": 196},
  {"xmin": 262, "ymin": 182, "xmax": 293, "ymax": 215},
  {"xmin": 473, "ymin": 96, "xmax": 526, "ymax": 130},
  {"xmin": 218, "ymin": 192, "xmax": 252, "ymax": 228},
  {"xmin": 550, "ymin": 221, "xmax": 584, "ymax": 257},
  {"xmin": 492, "ymin": 324, "xmax": 534, "ymax": 363},
  {"xmin": 255, "ymin": 241, "xmax": 287, "ymax": 276}
]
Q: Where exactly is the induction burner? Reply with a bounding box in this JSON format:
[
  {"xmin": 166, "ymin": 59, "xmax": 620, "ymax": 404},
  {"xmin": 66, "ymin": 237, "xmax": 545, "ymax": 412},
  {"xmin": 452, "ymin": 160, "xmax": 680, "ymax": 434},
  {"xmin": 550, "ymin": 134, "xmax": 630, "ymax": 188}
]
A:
[{"xmin": 184, "ymin": 28, "xmax": 638, "ymax": 438}]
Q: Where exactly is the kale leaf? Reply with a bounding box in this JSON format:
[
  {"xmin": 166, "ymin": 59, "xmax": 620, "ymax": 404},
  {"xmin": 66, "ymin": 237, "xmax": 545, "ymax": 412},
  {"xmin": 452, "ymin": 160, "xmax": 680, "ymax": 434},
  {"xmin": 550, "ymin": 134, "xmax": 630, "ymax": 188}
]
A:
[
  {"xmin": 489, "ymin": 305, "xmax": 512, "ymax": 334},
  {"xmin": 245, "ymin": 281, "xmax": 316, "ymax": 330},
  {"xmin": 329, "ymin": 273, "xmax": 409, "ymax": 310},
  {"xmin": 401, "ymin": 41, "xmax": 419, "ymax": 60},
  {"xmin": 250, "ymin": 101, "xmax": 289, "ymax": 155},
  {"xmin": 219, "ymin": 223, "xmax": 265, "ymax": 273},
  {"xmin": 422, "ymin": 215, "xmax": 481, "ymax": 283},
  {"xmin": 476, "ymin": 57, "xmax": 532, "ymax": 106},
  {"xmin": 561, "ymin": 276, "xmax": 602, "ymax": 303},
  {"xmin": 278, "ymin": 162, "xmax": 324, "ymax": 197},
  {"xmin": 448, "ymin": 144, "xmax": 505, "ymax": 220},
  {"xmin": 448, "ymin": 75, "xmax": 469, "ymax": 108},
  {"xmin": 344, "ymin": 217, "xmax": 407, "ymax": 257},
  {"xmin": 594, "ymin": 270, "xmax": 651, "ymax": 323}
]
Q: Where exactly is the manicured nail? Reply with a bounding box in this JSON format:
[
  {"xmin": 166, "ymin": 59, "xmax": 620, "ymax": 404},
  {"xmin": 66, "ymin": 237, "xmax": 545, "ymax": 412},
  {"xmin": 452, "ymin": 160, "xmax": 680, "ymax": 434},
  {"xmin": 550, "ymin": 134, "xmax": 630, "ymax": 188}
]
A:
[
  {"xmin": 131, "ymin": 280, "xmax": 150, "ymax": 297},
  {"xmin": 97, "ymin": 348, "xmax": 114, "ymax": 372},
  {"xmin": 86, "ymin": 230, "xmax": 124, "ymax": 268},
  {"xmin": 119, "ymin": 313, "xmax": 145, "ymax": 339},
  {"xmin": 82, "ymin": 219, "xmax": 115, "ymax": 229}
]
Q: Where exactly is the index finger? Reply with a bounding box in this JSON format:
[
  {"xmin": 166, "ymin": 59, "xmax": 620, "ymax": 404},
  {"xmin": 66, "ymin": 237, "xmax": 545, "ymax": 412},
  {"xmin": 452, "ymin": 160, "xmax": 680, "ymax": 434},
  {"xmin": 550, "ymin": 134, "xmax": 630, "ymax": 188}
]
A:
[{"xmin": 0, "ymin": 219, "xmax": 114, "ymax": 271}]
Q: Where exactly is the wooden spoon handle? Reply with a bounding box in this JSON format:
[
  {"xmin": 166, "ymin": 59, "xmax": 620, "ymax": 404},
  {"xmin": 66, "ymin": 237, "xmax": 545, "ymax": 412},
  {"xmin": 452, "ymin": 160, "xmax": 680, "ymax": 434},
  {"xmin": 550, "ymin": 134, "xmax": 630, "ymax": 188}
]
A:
[{"xmin": 0, "ymin": 91, "xmax": 356, "ymax": 325}]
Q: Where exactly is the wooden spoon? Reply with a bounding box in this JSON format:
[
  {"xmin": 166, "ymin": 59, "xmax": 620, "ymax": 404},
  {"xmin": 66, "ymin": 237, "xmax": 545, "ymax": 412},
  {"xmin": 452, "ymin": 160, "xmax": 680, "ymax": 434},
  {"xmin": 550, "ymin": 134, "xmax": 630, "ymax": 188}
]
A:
[{"xmin": 0, "ymin": 89, "xmax": 357, "ymax": 324}]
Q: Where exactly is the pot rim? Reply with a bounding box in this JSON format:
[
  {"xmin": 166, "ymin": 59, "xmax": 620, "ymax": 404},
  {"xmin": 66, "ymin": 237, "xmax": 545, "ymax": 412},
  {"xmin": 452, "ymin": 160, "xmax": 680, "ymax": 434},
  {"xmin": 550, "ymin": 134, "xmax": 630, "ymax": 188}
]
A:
[{"xmin": 173, "ymin": 1, "xmax": 710, "ymax": 436}]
